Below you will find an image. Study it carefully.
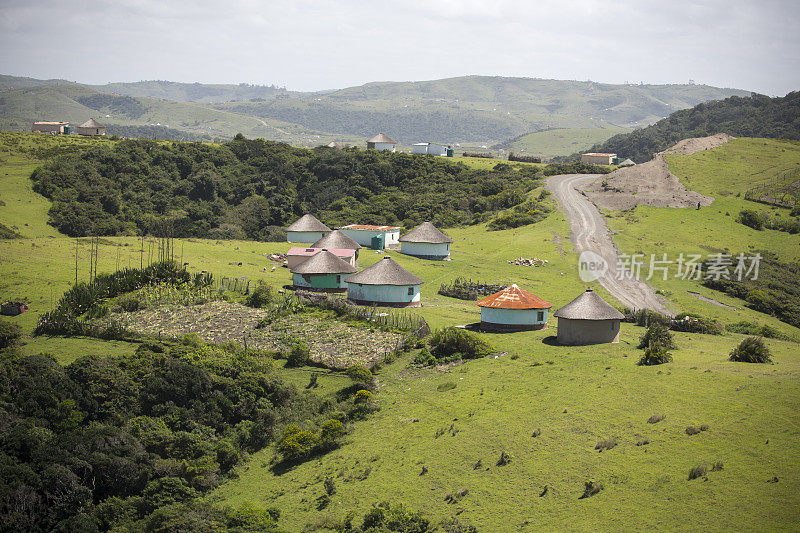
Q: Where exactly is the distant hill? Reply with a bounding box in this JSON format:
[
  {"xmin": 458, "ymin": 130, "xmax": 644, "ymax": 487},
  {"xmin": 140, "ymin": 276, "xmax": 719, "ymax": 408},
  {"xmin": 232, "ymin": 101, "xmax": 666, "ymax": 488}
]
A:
[
  {"xmin": 491, "ymin": 127, "xmax": 628, "ymax": 158},
  {"xmin": 0, "ymin": 74, "xmax": 750, "ymax": 150},
  {"xmin": 579, "ymin": 91, "xmax": 800, "ymax": 163}
]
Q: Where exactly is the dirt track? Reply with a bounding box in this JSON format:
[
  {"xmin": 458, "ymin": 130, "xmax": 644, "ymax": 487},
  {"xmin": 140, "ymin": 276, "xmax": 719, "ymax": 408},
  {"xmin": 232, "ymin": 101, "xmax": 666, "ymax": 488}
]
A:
[{"xmin": 546, "ymin": 174, "xmax": 673, "ymax": 315}]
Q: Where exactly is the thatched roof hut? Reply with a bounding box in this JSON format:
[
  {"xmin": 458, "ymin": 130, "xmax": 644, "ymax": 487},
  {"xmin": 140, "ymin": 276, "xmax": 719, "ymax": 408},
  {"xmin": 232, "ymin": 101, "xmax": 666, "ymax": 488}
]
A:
[
  {"xmin": 553, "ymin": 289, "xmax": 624, "ymax": 345},
  {"xmin": 345, "ymin": 256, "xmax": 423, "ymax": 307}
]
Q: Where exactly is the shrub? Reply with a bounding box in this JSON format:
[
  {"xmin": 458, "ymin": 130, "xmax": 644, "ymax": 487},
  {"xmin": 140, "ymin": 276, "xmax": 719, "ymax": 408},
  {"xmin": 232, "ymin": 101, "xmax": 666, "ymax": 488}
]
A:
[
  {"xmin": 182, "ymin": 333, "xmax": 203, "ymax": 348},
  {"xmin": 672, "ymin": 313, "xmax": 724, "ymax": 335},
  {"xmin": 579, "ymin": 481, "xmax": 603, "ymax": 499},
  {"xmin": 729, "ymin": 336, "xmax": 772, "ymax": 363},
  {"xmin": 688, "ymin": 465, "xmax": 707, "ymax": 480},
  {"xmin": 647, "ymin": 414, "xmax": 666, "ymax": 424},
  {"xmin": 685, "ymin": 426, "xmax": 701, "ymax": 436},
  {"xmin": 361, "ymin": 502, "xmax": 430, "ymax": 532},
  {"xmin": 354, "ymin": 390, "xmax": 373, "ymax": 403},
  {"xmin": 638, "ymin": 343, "xmax": 673, "ymax": 366},
  {"xmin": 286, "ymin": 342, "xmax": 311, "ymax": 367},
  {"xmin": 117, "ymin": 293, "xmax": 141, "ymax": 312},
  {"xmin": 726, "ymin": 321, "xmax": 788, "ymax": 340},
  {"xmin": 0, "ymin": 318, "xmax": 22, "ymax": 350},
  {"xmin": 246, "ymin": 281, "xmax": 274, "ymax": 308},
  {"xmin": 413, "ymin": 347, "xmax": 437, "ymax": 366},
  {"xmin": 346, "ymin": 364, "xmax": 374, "ymax": 385},
  {"xmin": 737, "ymin": 209, "xmax": 768, "ymax": 230},
  {"xmin": 429, "ymin": 327, "xmax": 493, "ymax": 361},
  {"xmin": 497, "ymin": 451, "xmax": 512, "ymax": 466},
  {"xmin": 276, "ymin": 425, "xmax": 318, "ymax": 461},
  {"xmin": 637, "ymin": 323, "xmax": 676, "ymax": 350},
  {"xmin": 595, "ymin": 438, "xmax": 617, "ymax": 452}
]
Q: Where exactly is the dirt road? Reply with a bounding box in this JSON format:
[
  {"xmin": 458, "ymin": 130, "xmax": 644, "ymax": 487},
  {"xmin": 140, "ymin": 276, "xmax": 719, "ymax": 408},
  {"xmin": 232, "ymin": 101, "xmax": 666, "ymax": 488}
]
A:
[{"xmin": 546, "ymin": 174, "xmax": 673, "ymax": 315}]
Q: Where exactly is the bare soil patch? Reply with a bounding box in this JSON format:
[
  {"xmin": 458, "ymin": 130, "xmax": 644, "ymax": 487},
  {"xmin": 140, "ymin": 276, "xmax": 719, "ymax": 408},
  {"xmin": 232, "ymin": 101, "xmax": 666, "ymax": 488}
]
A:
[
  {"xmin": 581, "ymin": 134, "xmax": 734, "ymax": 210},
  {"xmin": 113, "ymin": 300, "xmax": 402, "ymax": 368}
]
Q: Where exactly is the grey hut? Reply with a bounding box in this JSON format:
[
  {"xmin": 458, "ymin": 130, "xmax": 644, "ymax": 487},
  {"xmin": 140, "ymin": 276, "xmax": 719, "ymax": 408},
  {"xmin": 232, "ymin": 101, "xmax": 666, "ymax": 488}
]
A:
[
  {"xmin": 399, "ymin": 221, "xmax": 454, "ymax": 260},
  {"xmin": 77, "ymin": 118, "xmax": 106, "ymax": 136},
  {"xmin": 291, "ymin": 249, "xmax": 357, "ymax": 292},
  {"xmin": 553, "ymin": 288, "xmax": 625, "ymax": 345},
  {"xmin": 312, "ymin": 229, "xmax": 362, "ymax": 267},
  {"xmin": 286, "ymin": 214, "xmax": 331, "ymax": 244},
  {"xmin": 345, "ymin": 256, "xmax": 423, "ymax": 307}
]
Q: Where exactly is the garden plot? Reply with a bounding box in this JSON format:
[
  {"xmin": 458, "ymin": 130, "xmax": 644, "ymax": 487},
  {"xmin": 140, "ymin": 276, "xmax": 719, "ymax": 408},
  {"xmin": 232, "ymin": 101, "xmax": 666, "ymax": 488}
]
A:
[{"xmin": 115, "ymin": 300, "xmax": 402, "ymax": 368}]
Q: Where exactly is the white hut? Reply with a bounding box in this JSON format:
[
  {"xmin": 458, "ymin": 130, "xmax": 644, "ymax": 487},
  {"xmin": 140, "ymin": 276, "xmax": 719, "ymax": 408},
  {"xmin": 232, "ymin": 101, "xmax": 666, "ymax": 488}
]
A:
[
  {"xmin": 366, "ymin": 133, "xmax": 397, "ymax": 152},
  {"xmin": 553, "ymin": 289, "xmax": 624, "ymax": 345},
  {"xmin": 411, "ymin": 142, "xmax": 446, "ymax": 156},
  {"xmin": 77, "ymin": 118, "xmax": 106, "ymax": 136},
  {"xmin": 286, "ymin": 214, "xmax": 331, "ymax": 244},
  {"xmin": 291, "ymin": 250, "xmax": 357, "ymax": 293},
  {"xmin": 338, "ymin": 224, "xmax": 401, "ymax": 249},
  {"xmin": 345, "ymin": 256, "xmax": 423, "ymax": 307},
  {"xmin": 476, "ymin": 285, "xmax": 552, "ymax": 331},
  {"xmin": 399, "ymin": 222, "xmax": 453, "ymax": 260},
  {"xmin": 32, "ymin": 121, "xmax": 69, "ymax": 134}
]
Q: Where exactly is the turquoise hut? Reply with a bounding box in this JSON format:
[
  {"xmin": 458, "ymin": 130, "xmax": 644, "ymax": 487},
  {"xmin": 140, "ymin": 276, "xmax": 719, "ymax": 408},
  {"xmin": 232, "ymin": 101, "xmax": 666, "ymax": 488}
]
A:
[
  {"xmin": 345, "ymin": 256, "xmax": 423, "ymax": 307},
  {"xmin": 291, "ymin": 250, "xmax": 357, "ymax": 292}
]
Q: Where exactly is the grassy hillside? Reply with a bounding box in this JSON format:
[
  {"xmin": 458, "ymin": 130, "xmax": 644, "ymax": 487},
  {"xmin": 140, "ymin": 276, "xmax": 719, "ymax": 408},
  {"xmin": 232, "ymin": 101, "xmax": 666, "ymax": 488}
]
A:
[
  {"xmin": 90, "ymin": 79, "xmax": 296, "ymax": 103},
  {"xmin": 1, "ymin": 134, "xmax": 798, "ymax": 530},
  {"xmin": 493, "ymin": 127, "xmax": 628, "ymax": 158}
]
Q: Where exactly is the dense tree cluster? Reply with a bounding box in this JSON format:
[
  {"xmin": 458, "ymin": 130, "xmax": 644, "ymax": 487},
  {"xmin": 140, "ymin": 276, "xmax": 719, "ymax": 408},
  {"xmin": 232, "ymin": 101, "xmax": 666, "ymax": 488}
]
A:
[
  {"xmin": 579, "ymin": 91, "xmax": 800, "ymax": 163},
  {"xmin": 0, "ymin": 335, "xmax": 363, "ymax": 531},
  {"xmin": 30, "ymin": 136, "xmax": 544, "ymax": 238},
  {"xmin": 105, "ymin": 125, "xmax": 218, "ymax": 143}
]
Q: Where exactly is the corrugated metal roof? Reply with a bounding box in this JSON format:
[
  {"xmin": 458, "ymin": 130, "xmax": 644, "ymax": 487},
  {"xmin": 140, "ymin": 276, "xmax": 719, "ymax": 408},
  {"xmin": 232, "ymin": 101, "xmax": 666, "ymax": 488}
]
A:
[
  {"xmin": 344, "ymin": 256, "xmax": 423, "ymax": 286},
  {"xmin": 476, "ymin": 284, "xmax": 552, "ymax": 310},
  {"xmin": 339, "ymin": 224, "xmax": 401, "ymax": 231},
  {"xmin": 287, "ymin": 247, "xmax": 355, "ymax": 257},
  {"xmin": 286, "ymin": 214, "xmax": 331, "ymax": 232},
  {"xmin": 399, "ymin": 221, "xmax": 453, "ymax": 244},
  {"xmin": 367, "ymin": 133, "xmax": 397, "ymax": 144},
  {"xmin": 290, "ymin": 250, "xmax": 357, "ymax": 275},
  {"xmin": 553, "ymin": 289, "xmax": 624, "ymax": 320},
  {"xmin": 312, "ymin": 230, "xmax": 362, "ymax": 250}
]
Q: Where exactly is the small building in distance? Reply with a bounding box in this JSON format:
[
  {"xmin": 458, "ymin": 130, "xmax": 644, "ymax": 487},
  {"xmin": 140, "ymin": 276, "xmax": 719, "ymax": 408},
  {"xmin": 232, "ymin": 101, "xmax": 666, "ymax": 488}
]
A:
[
  {"xmin": 286, "ymin": 247, "xmax": 357, "ymax": 269},
  {"xmin": 345, "ymin": 256, "xmax": 423, "ymax": 307},
  {"xmin": 286, "ymin": 214, "xmax": 332, "ymax": 244},
  {"xmin": 326, "ymin": 141, "xmax": 342, "ymax": 149},
  {"xmin": 399, "ymin": 221, "xmax": 453, "ymax": 260},
  {"xmin": 581, "ymin": 152, "xmax": 617, "ymax": 165},
  {"xmin": 411, "ymin": 142, "xmax": 447, "ymax": 156},
  {"xmin": 290, "ymin": 249, "xmax": 357, "ymax": 293},
  {"xmin": 553, "ymin": 288, "xmax": 624, "ymax": 345},
  {"xmin": 77, "ymin": 118, "xmax": 106, "ymax": 136},
  {"xmin": 476, "ymin": 285, "xmax": 552, "ymax": 331},
  {"xmin": 618, "ymin": 158, "xmax": 635, "ymax": 167},
  {"xmin": 366, "ymin": 133, "xmax": 397, "ymax": 152},
  {"xmin": 339, "ymin": 224, "xmax": 401, "ymax": 249},
  {"xmin": 32, "ymin": 121, "xmax": 69, "ymax": 134},
  {"xmin": 312, "ymin": 230, "xmax": 362, "ymax": 265}
]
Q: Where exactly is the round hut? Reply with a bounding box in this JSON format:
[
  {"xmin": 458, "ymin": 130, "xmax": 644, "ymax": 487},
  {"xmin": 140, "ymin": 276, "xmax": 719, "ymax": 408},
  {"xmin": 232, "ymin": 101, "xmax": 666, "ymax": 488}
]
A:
[
  {"xmin": 286, "ymin": 214, "xmax": 331, "ymax": 244},
  {"xmin": 399, "ymin": 221, "xmax": 454, "ymax": 260},
  {"xmin": 553, "ymin": 289, "xmax": 624, "ymax": 345},
  {"xmin": 77, "ymin": 118, "xmax": 106, "ymax": 136},
  {"xmin": 290, "ymin": 250, "xmax": 357, "ymax": 292},
  {"xmin": 312, "ymin": 230, "xmax": 362, "ymax": 266},
  {"xmin": 475, "ymin": 284, "xmax": 552, "ymax": 331},
  {"xmin": 344, "ymin": 256, "xmax": 423, "ymax": 307}
]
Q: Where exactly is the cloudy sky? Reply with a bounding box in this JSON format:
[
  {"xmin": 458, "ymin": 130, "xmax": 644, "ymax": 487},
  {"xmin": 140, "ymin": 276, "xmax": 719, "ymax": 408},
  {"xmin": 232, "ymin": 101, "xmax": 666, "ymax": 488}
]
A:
[{"xmin": 1, "ymin": 0, "xmax": 798, "ymax": 95}]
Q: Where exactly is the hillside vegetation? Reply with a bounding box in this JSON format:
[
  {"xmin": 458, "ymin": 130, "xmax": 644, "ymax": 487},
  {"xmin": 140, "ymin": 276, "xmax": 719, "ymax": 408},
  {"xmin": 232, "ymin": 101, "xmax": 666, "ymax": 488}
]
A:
[
  {"xmin": 584, "ymin": 91, "xmax": 800, "ymax": 163},
  {"xmin": 492, "ymin": 127, "xmax": 628, "ymax": 158}
]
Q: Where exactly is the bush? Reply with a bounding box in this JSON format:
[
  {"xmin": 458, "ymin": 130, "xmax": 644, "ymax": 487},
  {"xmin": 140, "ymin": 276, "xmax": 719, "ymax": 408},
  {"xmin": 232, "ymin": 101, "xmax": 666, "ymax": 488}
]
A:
[
  {"xmin": 725, "ymin": 321, "xmax": 788, "ymax": 340},
  {"xmin": 354, "ymin": 390, "xmax": 373, "ymax": 403},
  {"xmin": 647, "ymin": 414, "xmax": 666, "ymax": 424},
  {"xmin": 346, "ymin": 364, "xmax": 374, "ymax": 385},
  {"xmin": 361, "ymin": 502, "xmax": 430, "ymax": 532},
  {"xmin": 286, "ymin": 342, "xmax": 311, "ymax": 367},
  {"xmin": 117, "ymin": 293, "xmax": 141, "ymax": 312},
  {"xmin": 246, "ymin": 281, "xmax": 274, "ymax": 308},
  {"xmin": 579, "ymin": 481, "xmax": 603, "ymax": 499},
  {"xmin": 637, "ymin": 323, "xmax": 676, "ymax": 350},
  {"xmin": 429, "ymin": 327, "xmax": 493, "ymax": 361},
  {"xmin": 688, "ymin": 465, "xmax": 707, "ymax": 480},
  {"xmin": 0, "ymin": 318, "xmax": 22, "ymax": 350},
  {"xmin": 638, "ymin": 344, "xmax": 673, "ymax": 366},
  {"xmin": 595, "ymin": 438, "xmax": 617, "ymax": 452},
  {"xmin": 737, "ymin": 209, "xmax": 768, "ymax": 230},
  {"xmin": 729, "ymin": 336, "xmax": 772, "ymax": 363},
  {"xmin": 672, "ymin": 313, "xmax": 724, "ymax": 335}
]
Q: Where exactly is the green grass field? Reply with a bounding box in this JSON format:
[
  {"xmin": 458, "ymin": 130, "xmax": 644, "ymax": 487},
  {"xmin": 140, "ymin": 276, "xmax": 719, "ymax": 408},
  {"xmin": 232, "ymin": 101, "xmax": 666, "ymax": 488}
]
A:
[
  {"xmin": 498, "ymin": 127, "xmax": 629, "ymax": 158},
  {"xmin": 1, "ymin": 133, "xmax": 799, "ymax": 530}
]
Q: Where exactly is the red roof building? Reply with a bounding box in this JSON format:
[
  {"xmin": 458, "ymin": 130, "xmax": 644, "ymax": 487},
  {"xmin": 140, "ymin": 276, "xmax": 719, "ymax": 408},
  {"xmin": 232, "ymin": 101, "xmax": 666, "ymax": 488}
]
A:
[{"xmin": 475, "ymin": 284, "xmax": 552, "ymax": 331}]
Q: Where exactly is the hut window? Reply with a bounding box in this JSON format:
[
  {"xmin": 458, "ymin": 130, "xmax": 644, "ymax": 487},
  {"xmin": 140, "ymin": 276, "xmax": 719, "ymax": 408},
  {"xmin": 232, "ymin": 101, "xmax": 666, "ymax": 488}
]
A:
[
  {"xmin": 537, "ymin": 311, "xmax": 544, "ymax": 321},
  {"xmin": 336, "ymin": 275, "xmax": 341, "ymax": 283},
  {"xmin": 302, "ymin": 274, "xmax": 311, "ymax": 283},
  {"xmin": 407, "ymin": 287, "xmax": 414, "ymax": 296}
]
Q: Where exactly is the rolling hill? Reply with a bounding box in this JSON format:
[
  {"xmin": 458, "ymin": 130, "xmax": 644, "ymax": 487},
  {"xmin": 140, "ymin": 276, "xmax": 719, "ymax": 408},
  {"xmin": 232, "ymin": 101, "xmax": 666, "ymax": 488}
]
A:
[{"xmin": 0, "ymin": 74, "xmax": 750, "ymax": 152}]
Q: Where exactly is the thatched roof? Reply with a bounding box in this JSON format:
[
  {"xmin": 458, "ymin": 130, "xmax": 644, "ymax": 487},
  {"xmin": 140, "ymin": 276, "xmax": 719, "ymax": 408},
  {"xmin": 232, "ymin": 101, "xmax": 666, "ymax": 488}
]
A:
[
  {"xmin": 367, "ymin": 133, "xmax": 396, "ymax": 144},
  {"xmin": 553, "ymin": 289, "xmax": 624, "ymax": 320},
  {"xmin": 291, "ymin": 250, "xmax": 357, "ymax": 275},
  {"xmin": 312, "ymin": 229, "xmax": 362, "ymax": 250},
  {"xmin": 399, "ymin": 221, "xmax": 453, "ymax": 244},
  {"xmin": 476, "ymin": 284, "xmax": 551, "ymax": 310},
  {"xmin": 286, "ymin": 214, "xmax": 331, "ymax": 232},
  {"xmin": 80, "ymin": 118, "xmax": 105, "ymax": 128},
  {"xmin": 345, "ymin": 256, "xmax": 423, "ymax": 286},
  {"xmin": 326, "ymin": 141, "xmax": 342, "ymax": 148}
]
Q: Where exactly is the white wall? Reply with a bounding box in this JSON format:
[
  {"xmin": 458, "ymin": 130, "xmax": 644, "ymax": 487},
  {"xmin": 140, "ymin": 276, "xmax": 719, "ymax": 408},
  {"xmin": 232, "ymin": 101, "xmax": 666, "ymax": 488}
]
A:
[
  {"xmin": 481, "ymin": 307, "xmax": 548, "ymax": 327},
  {"xmin": 427, "ymin": 143, "xmax": 446, "ymax": 156},
  {"xmin": 346, "ymin": 283, "xmax": 421, "ymax": 306},
  {"xmin": 340, "ymin": 229, "xmax": 400, "ymax": 247},
  {"xmin": 372, "ymin": 142, "xmax": 395, "ymax": 152},
  {"xmin": 287, "ymin": 230, "xmax": 327, "ymax": 244},
  {"xmin": 412, "ymin": 144, "xmax": 428, "ymax": 154},
  {"xmin": 400, "ymin": 241, "xmax": 450, "ymax": 259}
]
